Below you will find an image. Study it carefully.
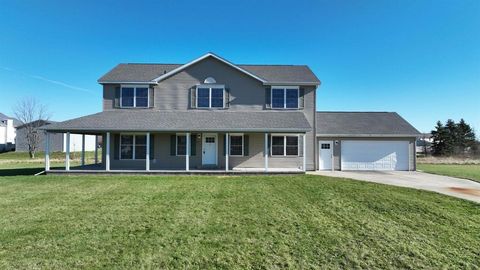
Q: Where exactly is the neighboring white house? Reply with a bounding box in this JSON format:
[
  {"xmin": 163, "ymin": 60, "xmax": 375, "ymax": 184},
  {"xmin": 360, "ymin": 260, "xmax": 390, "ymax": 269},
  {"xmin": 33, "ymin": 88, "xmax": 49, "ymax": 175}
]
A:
[
  {"xmin": 63, "ymin": 133, "xmax": 97, "ymax": 152},
  {"xmin": 0, "ymin": 113, "xmax": 18, "ymax": 152}
]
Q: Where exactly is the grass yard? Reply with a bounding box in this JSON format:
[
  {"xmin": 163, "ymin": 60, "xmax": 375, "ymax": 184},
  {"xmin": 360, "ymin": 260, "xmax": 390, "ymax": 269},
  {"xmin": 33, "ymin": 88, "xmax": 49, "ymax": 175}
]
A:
[
  {"xmin": 0, "ymin": 151, "xmax": 99, "ymax": 176},
  {"xmin": 418, "ymin": 163, "xmax": 480, "ymax": 183},
  {"xmin": 0, "ymin": 174, "xmax": 479, "ymax": 269}
]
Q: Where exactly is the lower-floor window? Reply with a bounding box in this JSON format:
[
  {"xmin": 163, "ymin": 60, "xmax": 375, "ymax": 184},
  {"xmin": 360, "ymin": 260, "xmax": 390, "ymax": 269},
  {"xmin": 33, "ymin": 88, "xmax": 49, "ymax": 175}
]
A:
[
  {"xmin": 271, "ymin": 135, "xmax": 299, "ymax": 156},
  {"xmin": 176, "ymin": 135, "xmax": 187, "ymax": 156},
  {"xmin": 230, "ymin": 135, "xmax": 244, "ymax": 156},
  {"xmin": 120, "ymin": 134, "xmax": 146, "ymax": 159}
]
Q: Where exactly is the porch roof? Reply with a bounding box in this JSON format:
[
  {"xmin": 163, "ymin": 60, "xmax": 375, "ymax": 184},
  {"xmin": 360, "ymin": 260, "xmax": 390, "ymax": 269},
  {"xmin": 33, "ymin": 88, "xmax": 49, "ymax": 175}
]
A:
[{"xmin": 41, "ymin": 110, "xmax": 312, "ymax": 133}]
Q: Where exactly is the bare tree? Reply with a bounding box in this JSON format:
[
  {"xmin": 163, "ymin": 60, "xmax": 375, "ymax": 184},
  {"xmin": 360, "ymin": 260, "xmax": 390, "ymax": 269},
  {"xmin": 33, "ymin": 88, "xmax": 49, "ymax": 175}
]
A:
[{"xmin": 13, "ymin": 98, "xmax": 50, "ymax": 158}]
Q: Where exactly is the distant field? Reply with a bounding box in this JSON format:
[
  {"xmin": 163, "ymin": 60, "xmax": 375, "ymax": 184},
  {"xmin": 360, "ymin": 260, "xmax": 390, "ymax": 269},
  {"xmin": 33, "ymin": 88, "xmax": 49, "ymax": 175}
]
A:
[
  {"xmin": 418, "ymin": 163, "xmax": 480, "ymax": 183},
  {"xmin": 0, "ymin": 151, "xmax": 99, "ymax": 176}
]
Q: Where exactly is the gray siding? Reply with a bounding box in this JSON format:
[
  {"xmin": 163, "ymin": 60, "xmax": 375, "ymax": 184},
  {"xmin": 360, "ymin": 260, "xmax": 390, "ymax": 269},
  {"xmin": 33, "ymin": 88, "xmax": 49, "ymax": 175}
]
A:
[
  {"xmin": 106, "ymin": 132, "xmax": 304, "ymax": 170},
  {"xmin": 101, "ymin": 57, "xmax": 317, "ymax": 170},
  {"xmin": 316, "ymin": 137, "xmax": 416, "ymax": 171},
  {"xmin": 16, "ymin": 128, "xmax": 63, "ymax": 152}
]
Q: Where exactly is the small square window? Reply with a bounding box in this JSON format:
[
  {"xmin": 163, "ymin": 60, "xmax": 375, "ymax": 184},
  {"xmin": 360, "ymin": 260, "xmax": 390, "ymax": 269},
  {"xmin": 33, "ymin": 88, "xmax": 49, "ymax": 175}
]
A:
[{"xmin": 321, "ymin": 143, "xmax": 330, "ymax": 149}]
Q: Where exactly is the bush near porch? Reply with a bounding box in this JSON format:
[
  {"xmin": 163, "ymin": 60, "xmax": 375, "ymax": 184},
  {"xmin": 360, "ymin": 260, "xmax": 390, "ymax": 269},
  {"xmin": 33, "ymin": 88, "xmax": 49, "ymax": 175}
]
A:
[{"xmin": 0, "ymin": 174, "xmax": 478, "ymax": 269}]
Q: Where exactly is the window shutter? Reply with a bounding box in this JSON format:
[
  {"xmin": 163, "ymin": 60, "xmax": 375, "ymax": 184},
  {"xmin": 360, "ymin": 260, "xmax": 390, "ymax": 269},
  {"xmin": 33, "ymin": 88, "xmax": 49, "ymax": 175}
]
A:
[
  {"xmin": 114, "ymin": 86, "xmax": 121, "ymax": 108},
  {"xmin": 299, "ymin": 88, "xmax": 305, "ymax": 109},
  {"xmin": 244, "ymin": 135, "xmax": 249, "ymax": 156},
  {"xmin": 298, "ymin": 135, "xmax": 304, "ymax": 157},
  {"xmin": 149, "ymin": 87, "xmax": 154, "ymax": 108},
  {"xmin": 190, "ymin": 87, "xmax": 197, "ymax": 109},
  {"xmin": 191, "ymin": 134, "xmax": 196, "ymax": 156},
  {"xmin": 113, "ymin": 134, "xmax": 120, "ymax": 160},
  {"xmin": 223, "ymin": 134, "xmax": 226, "ymax": 156},
  {"xmin": 267, "ymin": 135, "xmax": 271, "ymax": 156},
  {"xmin": 224, "ymin": 88, "xmax": 230, "ymax": 108},
  {"xmin": 265, "ymin": 87, "xmax": 271, "ymax": 109},
  {"xmin": 170, "ymin": 135, "xmax": 176, "ymax": 156},
  {"xmin": 149, "ymin": 134, "xmax": 155, "ymax": 160}
]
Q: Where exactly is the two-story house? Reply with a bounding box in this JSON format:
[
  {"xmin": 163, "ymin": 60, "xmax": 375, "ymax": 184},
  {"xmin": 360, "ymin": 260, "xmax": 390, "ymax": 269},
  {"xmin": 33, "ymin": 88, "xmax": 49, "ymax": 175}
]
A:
[{"xmin": 42, "ymin": 53, "xmax": 420, "ymax": 173}]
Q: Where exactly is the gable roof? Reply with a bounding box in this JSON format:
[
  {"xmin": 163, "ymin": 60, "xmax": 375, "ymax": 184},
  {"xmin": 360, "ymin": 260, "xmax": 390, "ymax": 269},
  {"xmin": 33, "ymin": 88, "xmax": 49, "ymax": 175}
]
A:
[
  {"xmin": 0, "ymin": 113, "xmax": 22, "ymax": 127},
  {"xmin": 16, "ymin": 120, "xmax": 57, "ymax": 129},
  {"xmin": 316, "ymin": 112, "xmax": 420, "ymax": 137},
  {"xmin": 41, "ymin": 111, "xmax": 311, "ymax": 133},
  {"xmin": 98, "ymin": 53, "xmax": 320, "ymax": 85}
]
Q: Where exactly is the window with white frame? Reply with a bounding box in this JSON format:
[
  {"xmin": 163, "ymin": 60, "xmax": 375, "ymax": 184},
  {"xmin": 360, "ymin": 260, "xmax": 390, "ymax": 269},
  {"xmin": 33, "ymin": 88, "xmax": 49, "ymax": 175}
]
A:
[
  {"xmin": 271, "ymin": 135, "xmax": 299, "ymax": 156},
  {"xmin": 229, "ymin": 134, "xmax": 244, "ymax": 156},
  {"xmin": 120, "ymin": 134, "xmax": 147, "ymax": 160},
  {"xmin": 271, "ymin": 87, "xmax": 299, "ymax": 109},
  {"xmin": 197, "ymin": 85, "xmax": 224, "ymax": 108},
  {"xmin": 121, "ymin": 86, "xmax": 149, "ymax": 108},
  {"xmin": 176, "ymin": 135, "xmax": 187, "ymax": 156}
]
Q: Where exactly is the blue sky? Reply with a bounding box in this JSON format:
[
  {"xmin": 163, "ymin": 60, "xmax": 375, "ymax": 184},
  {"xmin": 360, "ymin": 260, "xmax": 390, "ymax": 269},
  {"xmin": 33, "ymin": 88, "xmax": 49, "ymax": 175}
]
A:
[{"xmin": 0, "ymin": 0, "xmax": 479, "ymax": 133}]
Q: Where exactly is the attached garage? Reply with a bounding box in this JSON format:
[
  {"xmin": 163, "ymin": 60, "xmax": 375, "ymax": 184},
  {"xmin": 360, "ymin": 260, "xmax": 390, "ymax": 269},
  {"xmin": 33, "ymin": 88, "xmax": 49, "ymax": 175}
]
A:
[
  {"xmin": 340, "ymin": 140, "xmax": 409, "ymax": 171},
  {"xmin": 316, "ymin": 112, "xmax": 420, "ymax": 171}
]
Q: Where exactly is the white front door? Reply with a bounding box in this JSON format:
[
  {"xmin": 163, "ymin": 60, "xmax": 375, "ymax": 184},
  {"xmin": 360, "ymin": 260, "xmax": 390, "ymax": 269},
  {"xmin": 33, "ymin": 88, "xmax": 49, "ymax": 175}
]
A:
[
  {"xmin": 202, "ymin": 133, "xmax": 217, "ymax": 165},
  {"xmin": 318, "ymin": 141, "xmax": 333, "ymax": 170}
]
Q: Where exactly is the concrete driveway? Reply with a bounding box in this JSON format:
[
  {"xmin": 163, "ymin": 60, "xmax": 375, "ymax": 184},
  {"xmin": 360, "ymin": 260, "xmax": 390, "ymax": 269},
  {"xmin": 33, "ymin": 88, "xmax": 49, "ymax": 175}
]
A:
[{"xmin": 310, "ymin": 171, "xmax": 480, "ymax": 203}]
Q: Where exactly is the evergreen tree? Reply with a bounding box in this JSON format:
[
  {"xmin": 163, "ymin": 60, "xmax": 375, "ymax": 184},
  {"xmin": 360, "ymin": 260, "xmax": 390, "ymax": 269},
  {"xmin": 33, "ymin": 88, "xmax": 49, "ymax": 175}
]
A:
[
  {"xmin": 456, "ymin": 118, "xmax": 476, "ymax": 153},
  {"xmin": 445, "ymin": 119, "xmax": 457, "ymax": 155},
  {"xmin": 431, "ymin": 121, "xmax": 448, "ymax": 156}
]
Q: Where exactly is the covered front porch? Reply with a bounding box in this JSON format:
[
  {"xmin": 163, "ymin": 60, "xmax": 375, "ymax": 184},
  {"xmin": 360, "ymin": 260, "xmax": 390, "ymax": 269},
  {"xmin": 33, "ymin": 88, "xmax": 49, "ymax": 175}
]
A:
[{"xmin": 43, "ymin": 131, "xmax": 307, "ymax": 174}]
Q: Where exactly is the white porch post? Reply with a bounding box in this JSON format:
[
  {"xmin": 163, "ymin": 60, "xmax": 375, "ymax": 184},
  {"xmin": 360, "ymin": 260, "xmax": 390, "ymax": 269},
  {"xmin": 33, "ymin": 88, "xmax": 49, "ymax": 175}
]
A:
[
  {"xmin": 94, "ymin": 135, "xmax": 98, "ymax": 164},
  {"xmin": 264, "ymin": 133, "xmax": 269, "ymax": 172},
  {"xmin": 65, "ymin": 132, "xmax": 70, "ymax": 171},
  {"xmin": 106, "ymin": 132, "xmax": 110, "ymax": 171},
  {"xmin": 45, "ymin": 132, "xmax": 50, "ymax": 171},
  {"xmin": 303, "ymin": 134, "xmax": 307, "ymax": 172},
  {"xmin": 186, "ymin": 132, "xmax": 190, "ymax": 171},
  {"xmin": 81, "ymin": 134, "xmax": 85, "ymax": 166},
  {"xmin": 225, "ymin": 133, "xmax": 229, "ymax": 172},
  {"xmin": 146, "ymin": 132, "xmax": 150, "ymax": 171}
]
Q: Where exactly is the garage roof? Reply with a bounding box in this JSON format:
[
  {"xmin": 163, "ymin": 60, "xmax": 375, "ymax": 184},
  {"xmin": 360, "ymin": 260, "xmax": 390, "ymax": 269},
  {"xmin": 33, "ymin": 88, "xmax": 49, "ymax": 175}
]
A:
[{"xmin": 316, "ymin": 112, "xmax": 420, "ymax": 137}]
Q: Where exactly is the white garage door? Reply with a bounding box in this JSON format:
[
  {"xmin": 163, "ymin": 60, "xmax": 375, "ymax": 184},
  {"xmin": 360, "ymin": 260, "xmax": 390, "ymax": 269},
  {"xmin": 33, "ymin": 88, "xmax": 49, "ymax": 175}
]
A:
[{"xmin": 341, "ymin": 140, "xmax": 409, "ymax": 171}]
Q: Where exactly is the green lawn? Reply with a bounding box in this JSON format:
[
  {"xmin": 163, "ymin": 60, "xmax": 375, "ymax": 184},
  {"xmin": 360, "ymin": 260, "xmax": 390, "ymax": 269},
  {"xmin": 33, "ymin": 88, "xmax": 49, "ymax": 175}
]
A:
[
  {"xmin": 0, "ymin": 174, "xmax": 478, "ymax": 269},
  {"xmin": 418, "ymin": 163, "xmax": 480, "ymax": 183}
]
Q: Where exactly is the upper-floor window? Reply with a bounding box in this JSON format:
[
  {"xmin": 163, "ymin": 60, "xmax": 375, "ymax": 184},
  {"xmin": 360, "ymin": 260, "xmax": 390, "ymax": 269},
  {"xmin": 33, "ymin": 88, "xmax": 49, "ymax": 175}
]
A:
[
  {"xmin": 197, "ymin": 85, "xmax": 224, "ymax": 108},
  {"xmin": 271, "ymin": 87, "xmax": 299, "ymax": 109},
  {"xmin": 121, "ymin": 86, "xmax": 149, "ymax": 108}
]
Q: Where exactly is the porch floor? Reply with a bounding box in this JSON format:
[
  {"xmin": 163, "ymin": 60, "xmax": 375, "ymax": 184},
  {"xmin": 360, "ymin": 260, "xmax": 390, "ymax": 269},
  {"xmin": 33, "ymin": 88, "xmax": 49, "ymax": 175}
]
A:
[{"xmin": 46, "ymin": 164, "xmax": 304, "ymax": 175}]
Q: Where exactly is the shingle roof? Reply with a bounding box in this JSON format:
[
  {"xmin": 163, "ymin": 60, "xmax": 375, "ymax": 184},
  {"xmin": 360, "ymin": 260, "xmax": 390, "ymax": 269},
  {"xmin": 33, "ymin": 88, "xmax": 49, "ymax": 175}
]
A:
[
  {"xmin": 41, "ymin": 111, "xmax": 312, "ymax": 133},
  {"xmin": 98, "ymin": 60, "xmax": 320, "ymax": 84},
  {"xmin": 0, "ymin": 113, "xmax": 22, "ymax": 127},
  {"xmin": 316, "ymin": 112, "xmax": 420, "ymax": 137}
]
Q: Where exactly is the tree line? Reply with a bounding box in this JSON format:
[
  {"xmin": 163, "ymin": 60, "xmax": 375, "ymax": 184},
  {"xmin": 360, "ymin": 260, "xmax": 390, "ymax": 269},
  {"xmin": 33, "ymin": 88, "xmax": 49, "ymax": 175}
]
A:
[{"xmin": 431, "ymin": 119, "xmax": 478, "ymax": 156}]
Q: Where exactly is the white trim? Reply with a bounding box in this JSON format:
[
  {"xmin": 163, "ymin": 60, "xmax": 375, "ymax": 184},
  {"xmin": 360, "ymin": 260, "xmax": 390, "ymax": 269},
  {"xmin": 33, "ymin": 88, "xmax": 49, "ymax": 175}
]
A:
[
  {"xmin": 270, "ymin": 86, "xmax": 299, "ymax": 109},
  {"xmin": 120, "ymin": 85, "xmax": 150, "ymax": 108},
  {"xmin": 270, "ymin": 134, "xmax": 300, "ymax": 156},
  {"xmin": 225, "ymin": 133, "xmax": 229, "ymax": 172},
  {"xmin": 119, "ymin": 133, "xmax": 147, "ymax": 160},
  {"xmin": 264, "ymin": 133, "xmax": 268, "ymax": 172},
  {"xmin": 81, "ymin": 134, "xmax": 85, "ymax": 166},
  {"xmin": 152, "ymin": 53, "xmax": 267, "ymax": 83},
  {"xmin": 106, "ymin": 132, "xmax": 110, "ymax": 171},
  {"xmin": 229, "ymin": 133, "xmax": 244, "ymax": 157},
  {"xmin": 316, "ymin": 134, "xmax": 420, "ymax": 138},
  {"xmin": 45, "ymin": 132, "xmax": 50, "ymax": 171},
  {"xmin": 186, "ymin": 133, "xmax": 190, "ymax": 171},
  {"xmin": 196, "ymin": 85, "xmax": 225, "ymax": 109},
  {"xmin": 146, "ymin": 132, "xmax": 150, "ymax": 171},
  {"xmin": 303, "ymin": 134, "xmax": 306, "ymax": 171},
  {"xmin": 65, "ymin": 132, "xmax": 70, "ymax": 171}
]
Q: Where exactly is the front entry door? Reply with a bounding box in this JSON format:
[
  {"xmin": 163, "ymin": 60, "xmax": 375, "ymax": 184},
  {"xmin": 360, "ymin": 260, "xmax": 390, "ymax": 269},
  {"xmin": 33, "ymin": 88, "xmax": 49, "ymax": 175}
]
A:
[
  {"xmin": 202, "ymin": 133, "xmax": 217, "ymax": 165},
  {"xmin": 318, "ymin": 141, "xmax": 333, "ymax": 170}
]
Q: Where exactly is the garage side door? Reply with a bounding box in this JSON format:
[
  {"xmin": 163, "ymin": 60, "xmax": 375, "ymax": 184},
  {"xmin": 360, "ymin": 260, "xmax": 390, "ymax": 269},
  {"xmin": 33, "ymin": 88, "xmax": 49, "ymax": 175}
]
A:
[{"xmin": 341, "ymin": 140, "xmax": 409, "ymax": 171}]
